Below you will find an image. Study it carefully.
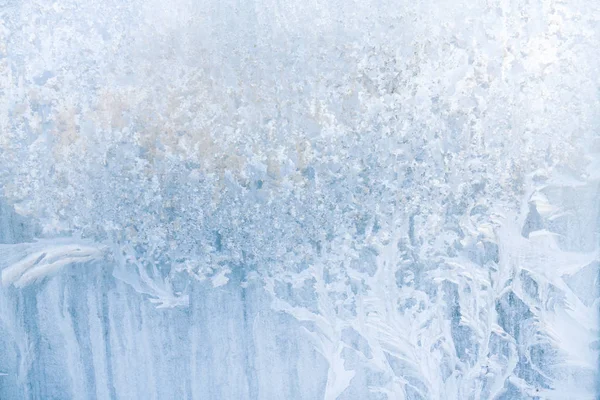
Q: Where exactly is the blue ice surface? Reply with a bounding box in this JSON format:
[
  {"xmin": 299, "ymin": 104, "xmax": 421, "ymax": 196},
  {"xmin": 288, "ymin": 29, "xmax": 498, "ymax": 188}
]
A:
[{"xmin": 0, "ymin": 200, "xmax": 328, "ymax": 399}]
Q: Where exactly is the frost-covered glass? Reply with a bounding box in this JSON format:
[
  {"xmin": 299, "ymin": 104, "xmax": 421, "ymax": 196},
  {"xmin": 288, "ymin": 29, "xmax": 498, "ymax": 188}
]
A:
[{"xmin": 0, "ymin": 0, "xmax": 599, "ymax": 399}]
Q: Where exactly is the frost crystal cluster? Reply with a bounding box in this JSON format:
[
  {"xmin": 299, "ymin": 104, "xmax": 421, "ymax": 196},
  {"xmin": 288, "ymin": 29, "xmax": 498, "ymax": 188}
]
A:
[{"xmin": 0, "ymin": 0, "xmax": 599, "ymax": 399}]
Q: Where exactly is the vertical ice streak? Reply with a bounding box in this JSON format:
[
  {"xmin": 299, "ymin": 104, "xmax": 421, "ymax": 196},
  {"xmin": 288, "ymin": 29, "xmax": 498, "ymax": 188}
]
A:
[{"xmin": 0, "ymin": 0, "xmax": 599, "ymax": 399}]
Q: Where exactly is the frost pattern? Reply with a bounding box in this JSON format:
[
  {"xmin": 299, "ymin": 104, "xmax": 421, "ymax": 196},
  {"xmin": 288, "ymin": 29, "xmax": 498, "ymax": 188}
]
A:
[{"xmin": 0, "ymin": 0, "xmax": 599, "ymax": 399}]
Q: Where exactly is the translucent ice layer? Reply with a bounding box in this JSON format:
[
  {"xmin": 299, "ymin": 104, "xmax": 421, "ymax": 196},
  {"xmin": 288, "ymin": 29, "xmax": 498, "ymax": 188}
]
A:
[{"xmin": 0, "ymin": 0, "xmax": 598, "ymax": 398}]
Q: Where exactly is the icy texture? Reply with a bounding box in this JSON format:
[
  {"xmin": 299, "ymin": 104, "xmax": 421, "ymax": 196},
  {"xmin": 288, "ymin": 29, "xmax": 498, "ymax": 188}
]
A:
[{"xmin": 0, "ymin": 0, "xmax": 599, "ymax": 398}]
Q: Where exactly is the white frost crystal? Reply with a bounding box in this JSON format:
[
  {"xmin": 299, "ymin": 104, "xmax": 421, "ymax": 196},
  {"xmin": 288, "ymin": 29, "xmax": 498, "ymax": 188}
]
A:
[{"xmin": 0, "ymin": 0, "xmax": 598, "ymax": 398}]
